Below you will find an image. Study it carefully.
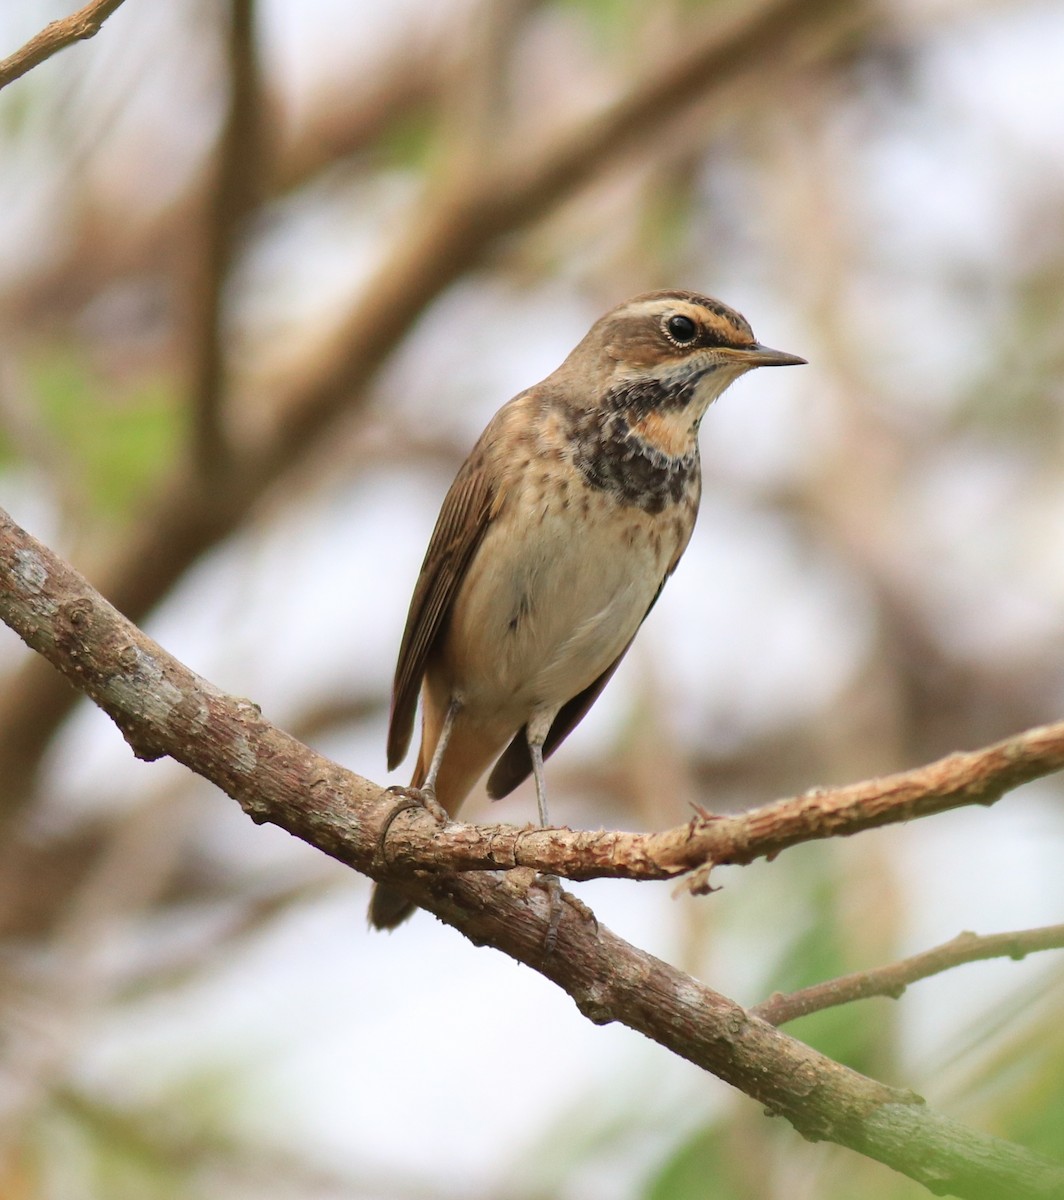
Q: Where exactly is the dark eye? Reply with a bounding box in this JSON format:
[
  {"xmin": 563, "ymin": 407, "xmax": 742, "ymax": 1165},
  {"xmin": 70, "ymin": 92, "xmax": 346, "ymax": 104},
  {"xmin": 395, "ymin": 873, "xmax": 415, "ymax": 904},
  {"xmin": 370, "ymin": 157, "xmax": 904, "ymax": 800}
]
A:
[{"xmin": 665, "ymin": 314, "xmax": 698, "ymax": 344}]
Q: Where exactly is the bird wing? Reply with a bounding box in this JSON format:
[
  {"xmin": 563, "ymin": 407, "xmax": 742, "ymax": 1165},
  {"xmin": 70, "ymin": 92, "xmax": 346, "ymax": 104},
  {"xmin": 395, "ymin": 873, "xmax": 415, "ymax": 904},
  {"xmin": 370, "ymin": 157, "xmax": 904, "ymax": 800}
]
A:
[
  {"xmin": 387, "ymin": 450, "xmax": 499, "ymax": 771},
  {"xmin": 485, "ymin": 573, "xmax": 672, "ymax": 802}
]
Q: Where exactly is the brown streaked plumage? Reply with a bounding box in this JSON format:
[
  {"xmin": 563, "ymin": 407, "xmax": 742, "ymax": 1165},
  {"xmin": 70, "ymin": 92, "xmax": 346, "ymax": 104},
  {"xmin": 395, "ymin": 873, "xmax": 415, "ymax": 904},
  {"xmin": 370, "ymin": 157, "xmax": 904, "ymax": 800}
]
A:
[{"xmin": 370, "ymin": 290, "xmax": 805, "ymax": 930}]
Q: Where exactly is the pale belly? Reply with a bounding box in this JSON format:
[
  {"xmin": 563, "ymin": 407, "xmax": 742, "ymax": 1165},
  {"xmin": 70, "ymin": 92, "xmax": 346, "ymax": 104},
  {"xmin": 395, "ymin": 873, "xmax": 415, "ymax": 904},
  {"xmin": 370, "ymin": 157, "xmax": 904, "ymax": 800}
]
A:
[{"xmin": 439, "ymin": 484, "xmax": 680, "ymax": 727}]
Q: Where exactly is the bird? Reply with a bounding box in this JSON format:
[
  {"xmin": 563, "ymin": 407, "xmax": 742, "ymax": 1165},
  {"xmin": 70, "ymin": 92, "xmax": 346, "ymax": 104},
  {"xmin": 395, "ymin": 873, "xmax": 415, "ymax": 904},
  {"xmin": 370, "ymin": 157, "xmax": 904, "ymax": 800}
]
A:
[{"xmin": 369, "ymin": 289, "xmax": 805, "ymax": 930}]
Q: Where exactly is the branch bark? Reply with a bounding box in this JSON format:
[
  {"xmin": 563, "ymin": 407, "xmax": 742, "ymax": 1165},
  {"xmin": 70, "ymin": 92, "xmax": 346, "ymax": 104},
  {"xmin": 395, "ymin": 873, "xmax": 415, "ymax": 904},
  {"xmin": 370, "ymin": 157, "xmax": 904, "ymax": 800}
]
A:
[
  {"xmin": 1, "ymin": 506, "xmax": 1063, "ymax": 1198},
  {"xmin": 0, "ymin": 0, "xmax": 128, "ymax": 92},
  {"xmin": 372, "ymin": 721, "xmax": 1064, "ymax": 886}
]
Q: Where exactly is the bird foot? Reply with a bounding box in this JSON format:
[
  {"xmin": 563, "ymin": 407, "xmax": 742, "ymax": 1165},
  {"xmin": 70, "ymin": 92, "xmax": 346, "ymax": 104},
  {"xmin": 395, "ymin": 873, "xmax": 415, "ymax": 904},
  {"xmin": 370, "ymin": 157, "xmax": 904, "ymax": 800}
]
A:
[
  {"xmin": 384, "ymin": 784, "xmax": 450, "ymax": 826},
  {"xmin": 538, "ymin": 872, "xmax": 600, "ymax": 952},
  {"xmin": 538, "ymin": 873, "xmax": 564, "ymax": 954},
  {"xmin": 500, "ymin": 870, "xmax": 596, "ymax": 953},
  {"xmin": 376, "ymin": 786, "xmax": 450, "ymax": 863}
]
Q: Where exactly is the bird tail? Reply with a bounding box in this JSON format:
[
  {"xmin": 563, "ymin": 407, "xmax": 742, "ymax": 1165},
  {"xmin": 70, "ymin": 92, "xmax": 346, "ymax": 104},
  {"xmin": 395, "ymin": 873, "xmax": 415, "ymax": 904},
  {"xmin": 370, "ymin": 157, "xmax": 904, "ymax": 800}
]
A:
[
  {"xmin": 368, "ymin": 881, "xmax": 418, "ymax": 930},
  {"xmin": 367, "ymin": 713, "xmax": 505, "ymax": 931}
]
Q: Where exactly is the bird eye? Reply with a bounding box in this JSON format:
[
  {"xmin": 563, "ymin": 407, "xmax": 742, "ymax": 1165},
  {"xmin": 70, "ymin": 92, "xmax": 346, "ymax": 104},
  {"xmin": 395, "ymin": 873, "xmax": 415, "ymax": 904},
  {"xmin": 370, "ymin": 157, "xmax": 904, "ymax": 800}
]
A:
[{"xmin": 665, "ymin": 314, "xmax": 698, "ymax": 344}]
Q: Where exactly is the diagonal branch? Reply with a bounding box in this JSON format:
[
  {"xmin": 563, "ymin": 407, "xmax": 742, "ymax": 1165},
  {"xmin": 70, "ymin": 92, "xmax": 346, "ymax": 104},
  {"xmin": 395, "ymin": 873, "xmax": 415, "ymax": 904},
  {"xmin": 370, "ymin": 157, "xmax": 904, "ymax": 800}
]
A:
[
  {"xmin": 752, "ymin": 924, "xmax": 1064, "ymax": 1026},
  {"xmin": 2, "ymin": 506, "xmax": 1064, "ymax": 1198},
  {"xmin": 0, "ymin": 0, "xmax": 129, "ymax": 93}
]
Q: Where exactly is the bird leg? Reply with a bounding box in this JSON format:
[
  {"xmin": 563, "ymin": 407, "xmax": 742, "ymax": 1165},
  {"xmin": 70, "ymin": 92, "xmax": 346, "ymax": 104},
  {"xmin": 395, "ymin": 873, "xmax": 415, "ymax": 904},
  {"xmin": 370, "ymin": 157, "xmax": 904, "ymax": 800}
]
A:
[
  {"xmin": 386, "ymin": 697, "xmax": 460, "ymax": 826},
  {"xmin": 527, "ymin": 723, "xmax": 564, "ymax": 952},
  {"xmin": 528, "ymin": 734, "xmax": 551, "ymax": 829},
  {"xmin": 423, "ymin": 697, "xmax": 459, "ymax": 797}
]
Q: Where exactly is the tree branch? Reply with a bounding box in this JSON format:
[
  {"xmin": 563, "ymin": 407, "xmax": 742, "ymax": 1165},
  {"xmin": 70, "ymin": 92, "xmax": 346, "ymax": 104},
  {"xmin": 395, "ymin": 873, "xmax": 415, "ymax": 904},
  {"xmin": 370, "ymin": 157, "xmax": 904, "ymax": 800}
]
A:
[
  {"xmin": 752, "ymin": 924, "xmax": 1064, "ymax": 1026},
  {"xmin": 2, "ymin": 507, "xmax": 1064, "ymax": 1198},
  {"xmin": 373, "ymin": 721, "xmax": 1064, "ymax": 886},
  {"xmin": 0, "ymin": 0, "xmax": 128, "ymax": 93}
]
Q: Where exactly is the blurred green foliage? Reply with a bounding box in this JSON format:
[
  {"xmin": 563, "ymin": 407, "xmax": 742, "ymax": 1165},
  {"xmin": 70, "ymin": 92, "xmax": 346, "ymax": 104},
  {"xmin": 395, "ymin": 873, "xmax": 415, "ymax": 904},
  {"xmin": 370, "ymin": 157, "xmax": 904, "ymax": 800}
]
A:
[
  {"xmin": 644, "ymin": 1125, "xmax": 747, "ymax": 1200},
  {"xmin": 373, "ymin": 106, "xmax": 439, "ymax": 171},
  {"xmin": 16, "ymin": 349, "xmax": 180, "ymax": 519}
]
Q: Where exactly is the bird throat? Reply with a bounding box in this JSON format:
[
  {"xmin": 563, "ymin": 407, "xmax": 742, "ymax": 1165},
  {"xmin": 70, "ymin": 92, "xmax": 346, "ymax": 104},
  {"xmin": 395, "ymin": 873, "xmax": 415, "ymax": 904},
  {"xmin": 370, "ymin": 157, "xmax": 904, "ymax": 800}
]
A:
[{"xmin": 566, "ymin": 376, "xmax": 702, "ymax": 515}]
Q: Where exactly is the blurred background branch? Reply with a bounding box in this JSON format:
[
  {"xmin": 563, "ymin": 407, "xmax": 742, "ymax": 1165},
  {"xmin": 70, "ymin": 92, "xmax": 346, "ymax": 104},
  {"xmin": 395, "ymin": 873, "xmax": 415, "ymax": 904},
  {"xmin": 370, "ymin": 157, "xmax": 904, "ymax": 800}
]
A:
[{"xmin": 185, "ymin": 0, "xmax": 266, "ymax": 480}]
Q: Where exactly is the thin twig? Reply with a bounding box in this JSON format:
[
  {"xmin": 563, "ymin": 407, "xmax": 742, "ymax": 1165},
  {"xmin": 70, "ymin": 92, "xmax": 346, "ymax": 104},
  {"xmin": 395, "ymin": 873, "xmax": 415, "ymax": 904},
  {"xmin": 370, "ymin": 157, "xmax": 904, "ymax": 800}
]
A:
[
  {"xmin": 752, "ymin": 924, "xmax": 1064, "ymax": 1026},
  {"xmin": 0, "ymin": 0, "xmax": 129, "ymax": 93}
]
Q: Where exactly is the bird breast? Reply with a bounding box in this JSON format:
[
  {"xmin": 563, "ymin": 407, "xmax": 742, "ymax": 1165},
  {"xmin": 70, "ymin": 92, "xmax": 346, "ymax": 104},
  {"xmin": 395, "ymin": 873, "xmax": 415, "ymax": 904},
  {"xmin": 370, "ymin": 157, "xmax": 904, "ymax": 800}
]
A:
[{"xmin": 440, "ymin": 452, "xmax": 689, "ymax": 721}]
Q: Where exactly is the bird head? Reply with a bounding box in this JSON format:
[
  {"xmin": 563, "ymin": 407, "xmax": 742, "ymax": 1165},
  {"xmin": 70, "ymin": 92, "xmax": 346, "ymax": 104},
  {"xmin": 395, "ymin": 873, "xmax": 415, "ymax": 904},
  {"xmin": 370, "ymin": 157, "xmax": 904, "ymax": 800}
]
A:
[{"xmin": 557, "ymin": 290, "xmax": 805, "ymax": 430}]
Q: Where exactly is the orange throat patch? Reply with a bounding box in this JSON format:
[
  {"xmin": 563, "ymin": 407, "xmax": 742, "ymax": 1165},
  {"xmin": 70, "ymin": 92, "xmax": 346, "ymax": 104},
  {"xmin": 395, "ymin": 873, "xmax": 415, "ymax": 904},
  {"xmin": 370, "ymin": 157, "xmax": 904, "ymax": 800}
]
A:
[{"xmin": 628, "ymin": 407, "xmax": 696, "ymax": 459}]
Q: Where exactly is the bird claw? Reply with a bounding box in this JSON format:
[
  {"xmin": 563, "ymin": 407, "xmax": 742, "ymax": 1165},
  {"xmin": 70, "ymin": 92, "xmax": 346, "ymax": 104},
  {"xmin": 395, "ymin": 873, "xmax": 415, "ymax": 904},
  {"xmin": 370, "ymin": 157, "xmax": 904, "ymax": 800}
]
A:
[
  {"xmin": 499, "ymin": 869, "xmax": 568, "ymax": 952},
  {"xmin": 376, "ymin": 785, "xmax": 450, "ymax": 862},
  {"xmin": 537, "ymin": 873, "xmax": 567, "ymax": 954},
  {"xmin": 385, "ymin": 784, "xmax": 449, "ymax": 826}
]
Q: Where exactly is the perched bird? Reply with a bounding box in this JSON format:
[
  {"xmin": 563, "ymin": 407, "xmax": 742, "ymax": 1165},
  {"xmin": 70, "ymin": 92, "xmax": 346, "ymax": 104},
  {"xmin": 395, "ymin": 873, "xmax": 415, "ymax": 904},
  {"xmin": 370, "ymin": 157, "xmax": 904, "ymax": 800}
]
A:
[{"xmin": 370, "ymin": 290, "xmax": 804, "ymax": 929}]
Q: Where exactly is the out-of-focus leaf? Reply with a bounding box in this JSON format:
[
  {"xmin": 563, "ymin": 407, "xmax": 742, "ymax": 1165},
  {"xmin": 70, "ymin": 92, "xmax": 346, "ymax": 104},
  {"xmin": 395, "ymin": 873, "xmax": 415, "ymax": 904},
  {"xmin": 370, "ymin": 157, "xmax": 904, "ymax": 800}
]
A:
[
  {"xmin": 32, "ymin": 1105, "xmax": 192, "ymax": 1200},
  {"xmin": 373, "ymin": 107, "xmax": 439, "ymax": 170},
  {"xmin": 27, "ymin": 348, "xmax": 181, "ymax": 518},
  {"xmin": 643, "ymin": 1123, "xmax": 741, "ymax": 1200}
]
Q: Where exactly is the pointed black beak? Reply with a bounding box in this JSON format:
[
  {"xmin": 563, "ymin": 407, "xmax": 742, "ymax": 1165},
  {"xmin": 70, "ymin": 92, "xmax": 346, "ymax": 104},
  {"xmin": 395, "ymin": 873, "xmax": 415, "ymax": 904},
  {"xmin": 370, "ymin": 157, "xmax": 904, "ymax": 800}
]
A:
[{"xmin": 740, "ymin": 343, "xmax": 807, "ymax": 368}]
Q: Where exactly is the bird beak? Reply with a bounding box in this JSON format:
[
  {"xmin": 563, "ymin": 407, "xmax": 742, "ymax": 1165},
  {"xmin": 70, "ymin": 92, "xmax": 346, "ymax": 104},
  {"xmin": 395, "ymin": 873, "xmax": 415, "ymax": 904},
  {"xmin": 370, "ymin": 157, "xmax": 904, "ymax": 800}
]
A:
[{"xmin": 735, "ymin": 343, "xmax": 807, "ymax": 368}]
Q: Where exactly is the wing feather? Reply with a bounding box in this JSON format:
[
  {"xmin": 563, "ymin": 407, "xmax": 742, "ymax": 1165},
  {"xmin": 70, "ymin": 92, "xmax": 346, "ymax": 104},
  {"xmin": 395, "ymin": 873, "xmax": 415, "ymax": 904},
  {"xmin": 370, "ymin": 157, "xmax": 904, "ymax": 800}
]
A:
[{"xmin": 386, "ymin": 454, "xmax": 498, "ymax": 770}]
